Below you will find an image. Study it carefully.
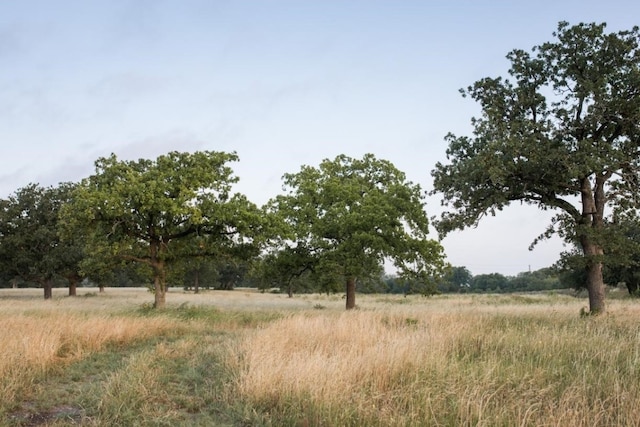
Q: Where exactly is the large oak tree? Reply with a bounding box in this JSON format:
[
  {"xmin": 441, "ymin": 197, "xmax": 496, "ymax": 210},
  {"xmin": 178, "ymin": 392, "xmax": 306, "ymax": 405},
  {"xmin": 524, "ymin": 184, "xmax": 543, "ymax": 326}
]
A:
[
  {"xmin": 431, "ymin": 22, "xmax": 640, "ymax": 314},
  {"xmin": 271, "ymin": 153, "xmax": 447, "ymax": 309},
  {"xmin": 63, "ymin": 151, "xmax": 261, "ymax": 308}
]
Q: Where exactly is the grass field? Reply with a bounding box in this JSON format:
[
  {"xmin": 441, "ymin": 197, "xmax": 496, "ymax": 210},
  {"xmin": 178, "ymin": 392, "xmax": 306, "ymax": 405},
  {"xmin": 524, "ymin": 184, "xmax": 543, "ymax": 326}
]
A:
[{"xmin": 1, "ymin": 287, "xmax": 639, "ymax": 426}]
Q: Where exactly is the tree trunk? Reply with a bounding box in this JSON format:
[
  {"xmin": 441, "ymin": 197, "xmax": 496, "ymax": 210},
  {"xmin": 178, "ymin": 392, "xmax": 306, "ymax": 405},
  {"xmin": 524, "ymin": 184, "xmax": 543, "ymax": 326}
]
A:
[
  {"xmin": 627, "ymin": 282, "xmax": 638, "ymax": 295},
  {"xmin": 194, "ymin": 269, "xmax": 200, "ymax": 294},
  {"xmin": 579, "ymin": 177, "xmax": 607, "ymax": 314},
  {"xmin": 68, "ymin": 279, "xmax": 77, "ymax": 296},
  {"xmin": 44, "ymin": 279, "xmax": 53, "ymax": 300},
  {"xmin": 153, "ymin": 261, "xmax": 167, "ymax": 309},
  {"xmin": 150, "ymin": 238, "xmax": 167, "ymax": 309},
  {"xmin": 580, "ymin": 235, "xmax": 606, "ymax": 314},
  {"xmin": 154, "ymin": 275, "xmax": 166, "ymax": 309},
  {"xmin": 585, "ymin": 260, "xmax": 606, "ymax": 314},
  {"xmin": 99, "ymin": 284, "xmax": 105, "ymax": 293},
  {"xmin": 345, "ymin": 276, "xmax": 356, "ymax": 310}
]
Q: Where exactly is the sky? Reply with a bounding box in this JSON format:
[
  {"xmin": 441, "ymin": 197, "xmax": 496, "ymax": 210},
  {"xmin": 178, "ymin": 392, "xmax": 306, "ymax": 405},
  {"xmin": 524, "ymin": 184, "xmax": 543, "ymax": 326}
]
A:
[{"xmin": 1, "ymin": 0, "xmax": 639, "ymax": 276}]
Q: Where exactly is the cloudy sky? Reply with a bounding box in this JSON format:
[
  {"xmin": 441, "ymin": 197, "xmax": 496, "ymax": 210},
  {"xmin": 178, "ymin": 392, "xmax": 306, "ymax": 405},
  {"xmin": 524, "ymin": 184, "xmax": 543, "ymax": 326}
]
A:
[{"xmin": 1, "ymin": 0, "xmax": 638, "ymax": 275}]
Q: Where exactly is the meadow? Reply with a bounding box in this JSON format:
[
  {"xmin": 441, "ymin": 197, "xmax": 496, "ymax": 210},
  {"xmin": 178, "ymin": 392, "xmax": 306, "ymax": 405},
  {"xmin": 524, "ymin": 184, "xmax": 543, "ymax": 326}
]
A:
[{"xmin": 1, "ymin": 287, "xmax": 639, "ymax": 426}]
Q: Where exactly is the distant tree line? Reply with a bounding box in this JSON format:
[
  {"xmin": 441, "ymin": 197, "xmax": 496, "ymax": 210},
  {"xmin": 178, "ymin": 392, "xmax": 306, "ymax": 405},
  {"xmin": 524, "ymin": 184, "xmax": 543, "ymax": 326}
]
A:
[{"xmin": 436, "ymin": 267, "xmax": 568, "ymax": 294}]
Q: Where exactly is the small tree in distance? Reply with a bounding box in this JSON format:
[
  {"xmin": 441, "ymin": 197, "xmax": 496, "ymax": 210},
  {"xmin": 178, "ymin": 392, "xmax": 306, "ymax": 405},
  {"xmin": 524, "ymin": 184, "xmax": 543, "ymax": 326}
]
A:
[{"xmin": 438, "ymin": 266, "xmax": 473, "ymax": 293}]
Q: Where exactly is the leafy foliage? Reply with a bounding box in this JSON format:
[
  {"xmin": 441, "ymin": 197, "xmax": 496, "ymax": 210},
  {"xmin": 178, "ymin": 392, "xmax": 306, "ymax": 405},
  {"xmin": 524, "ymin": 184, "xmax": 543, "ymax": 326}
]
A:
[
  {"xmin": 62, "ymin": 151, "xmax": 262, "ymax": 308},
  {"xmin": 437, "ymin": 266, "xmax": 473, "ymax": 293},
  {"xmin": 269, "ymin": 153, "xmax": 447, "ymax": 308},
  {"xmin": 252, "ymin": 245, "xmax": 320, "ymax": 296},
  {"xmin": 0, "ymin": 183, "xmax": 83, "ymax": 298},
  {"xmin": 431, "ymin": 22, "xmax": 640, "ymax": 313},
  {"xmin": 558, "ymin": 213, "xmax": 640, "ymax": 295}
]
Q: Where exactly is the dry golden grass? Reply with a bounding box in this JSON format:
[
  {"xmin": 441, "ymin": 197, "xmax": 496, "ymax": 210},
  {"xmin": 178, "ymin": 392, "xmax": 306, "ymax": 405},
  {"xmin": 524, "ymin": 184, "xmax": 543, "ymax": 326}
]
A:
[
  {"xmin": 228, "ymin": 294, "xmax": 640, "ymax": 426},
  {"xmin": 0, "ymin": 286, "xmax": 296, "ymax": 417},
  {"xmin": 0, "ymin": 291, "xmax": 177, "ymax": 411},
  {"xmin": 3, "ymin": 287, "xmax": 640, "ymax": 425}
]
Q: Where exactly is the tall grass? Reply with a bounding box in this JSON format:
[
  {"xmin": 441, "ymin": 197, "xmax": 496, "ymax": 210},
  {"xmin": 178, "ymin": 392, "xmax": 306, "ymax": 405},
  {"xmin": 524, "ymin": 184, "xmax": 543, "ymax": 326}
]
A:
[
  {"xmin": 0, "ymin": 311, "xmax": 175, "ymax": 414},
  {"xmin": 0, "ymin": 287, "xmax": 288, "ymax": 423},
  {"xmin": 4, "ymin": 288, "xmax": 640, "ymax": 425},
  {"xmin": 228, "ymin": 301, "xmax": 640, "ymax": 426}
]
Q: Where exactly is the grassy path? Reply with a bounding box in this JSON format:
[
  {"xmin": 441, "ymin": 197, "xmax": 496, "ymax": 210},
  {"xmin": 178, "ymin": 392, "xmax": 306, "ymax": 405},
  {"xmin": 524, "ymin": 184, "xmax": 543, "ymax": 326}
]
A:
[{"xmin": 3, "ymin": 303, "xmax": 274, "ymax": 427}]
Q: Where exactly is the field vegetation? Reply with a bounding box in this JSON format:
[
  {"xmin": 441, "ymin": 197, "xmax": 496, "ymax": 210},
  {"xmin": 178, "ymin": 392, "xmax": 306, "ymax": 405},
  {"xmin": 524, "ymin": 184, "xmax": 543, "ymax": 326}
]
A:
[{"xmin": 2, "ymin": 287, "xmax": 640, "ymax": 426}]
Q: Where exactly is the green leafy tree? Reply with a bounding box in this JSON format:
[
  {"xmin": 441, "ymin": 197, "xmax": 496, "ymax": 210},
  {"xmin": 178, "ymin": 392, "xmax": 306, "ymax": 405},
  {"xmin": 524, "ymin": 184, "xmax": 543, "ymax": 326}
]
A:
[
  {"xmin": 507, "ymin": 267, "xmax": 563, "ymax": 292},
  {"xmin": 0, "ymin": 183, "xmax": 83, "ymax": 299},
  {"xmin": 212, "ymin": 258, "xmax": 251, "ymax": 290},
  {"xmin": 169, "ymin": 231, "xmax": 259, "ymax": 292},
  {"xmin": 356, "ymin": 271, "xmax": 388, "ymax": 294},
  {"xmin": 253, "ymin": 246, "xmax": 317, "ymax": 296},
  {"xmin": 171, "ymin": 254, "xmax": 217, "ymax": 294},
  {"xmin": 384, "ymin": 274, "xmax": 438, "ymax": 296},
  {"xmin": 62, "ymin": 151, "xmax": 262, "ymax": 308},
  {"xmin": 75, "ymin": 244, "xmax": 134, "ymax": 292},
  {"xmin": 55, "ymin": 183, "xmax": 87, "ymax": 296},
  {"xmin": 271, "ymin": 153, "xmax": 447, "ymax": 309},
  {"xmin": 438, "ymin": 266, "xmax": 473, "ymax": 293},
  {"xmin": 470, "ymin": 273, "xmax": 509, "ymax": 293},
  {"xmin": 431, "ymin": 22, "xmax": 640, "ymax": 314}
]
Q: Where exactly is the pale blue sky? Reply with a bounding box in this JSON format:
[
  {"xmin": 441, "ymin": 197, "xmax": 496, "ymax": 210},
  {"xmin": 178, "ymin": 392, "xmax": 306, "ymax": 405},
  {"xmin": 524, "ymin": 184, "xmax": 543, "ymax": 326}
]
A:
[{"xmin": 1, "ymin": 0, "xmax": 638, "ymax": 275}]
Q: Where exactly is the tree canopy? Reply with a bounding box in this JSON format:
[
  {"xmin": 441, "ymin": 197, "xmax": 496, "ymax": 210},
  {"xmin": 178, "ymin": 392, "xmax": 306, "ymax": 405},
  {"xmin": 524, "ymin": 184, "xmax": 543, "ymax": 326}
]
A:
[
  {"xmin": 431, "ymin": 22, "xmax": 640, "ymax": 314},
  {"xmin": 0, "ymin": 183, "xmax": 83, "ymax": 299},
  {"xmin": 62, "ymin": 151, "xmax": 262, "ymax": 308},
  {"xmin": 270, "ymin": 153, "xmax": 447, "ymax": 309}
]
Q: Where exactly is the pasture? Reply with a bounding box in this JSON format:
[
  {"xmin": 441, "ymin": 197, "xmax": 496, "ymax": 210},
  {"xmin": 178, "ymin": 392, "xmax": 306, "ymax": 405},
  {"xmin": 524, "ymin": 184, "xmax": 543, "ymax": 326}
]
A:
[{"xmin": 1, "ymin": 287, "xmax": 639, "ymax": 426}]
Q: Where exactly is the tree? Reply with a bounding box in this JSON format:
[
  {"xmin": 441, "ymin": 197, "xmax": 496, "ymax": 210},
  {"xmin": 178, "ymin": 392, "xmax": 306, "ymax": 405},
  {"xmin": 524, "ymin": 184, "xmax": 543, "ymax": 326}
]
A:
[
  {"xmin": 212, "ymin": 258, "xmax": 252, "ymax": 290},
  {"xmin": 507, "ymin": 267, "xmax": 562, "ymax": 292},
  {"xmin": 0, "ymin": 183, "xmax": 84, "ymax": 299},
  {"xmin": 55, "ymin": 183, "xmax": 87, "ymax": 296},
  {"xmin": 271, "ymin": 153, "xmax": 447, "ymax": 309},
  {"xmin": 470, "ymin": 273, "xmax": 509, "ymax": 293},
  {"xmin": 253, "ymin": 246, "xmax": 314, "ymax": 296},
  {"xmin": 438, "ymin": 266, "xmax": 473, "ymax": 293},
  {"xmin": 62, "ymin": 151, "xmax": 262, "ymax": 308},
  {"xmin": 171, "ymin": 253, "xmax": 217, "ymax": 293},
  {"xmin": 169, "ymin": 232, "xmax": 259, "ymax": 292},
  {"xmin": 431, "ymin": 22, "xmax": 640, "ymax": 314}
]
